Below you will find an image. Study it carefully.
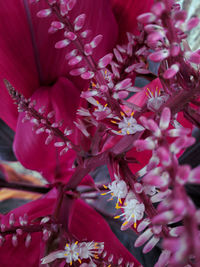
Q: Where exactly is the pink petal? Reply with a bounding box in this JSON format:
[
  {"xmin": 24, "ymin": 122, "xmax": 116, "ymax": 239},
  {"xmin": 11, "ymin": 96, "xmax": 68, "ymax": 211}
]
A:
[
  {"xmin": 155, "ymin": 250, "xmax": 171, "ymax": 267},
  {"xmin": 0, "ymin": 193, "xmax": 55, "ymax": 267},
  {"xmin": 127, "ymin": 78, "xmax": 162, "ymax": 107},
  {"xmin": 186, "ymin": 17, "xmax": 200, "ymax": 31},
  {"xmin": 134, "ymin": 228, "xmax": 153, "ymax": 247},
  {"xmin": 185, "ymin": 51, "xmax": 200, "ymax": 64},
  {"xmin": 13, "ymin": 77, "xmax": 79, "ymax": 182},
  {"xmin": 148, "ymin": 49, "xmax": 169, "ymax": 62},
  {"xmin": 137, "ymin": 12, "xmax": 156, "ymax": 24},
  {"xmin": 0, "ymin": 0, "xmax": 39, "ymax": 129},
  {"xmin": 29, "ymin": 0, "xmax": 118, "ymax": 88},
  {"xmin": 159, "ymin": 107, "xmax": 171, "ymax": 130},
  {"xmin": 134, "ymin": 139, "xmax": 156, "ymax": 151},
  {"xmin": 69, "ymin": 199, "xmax": 140, "ymax": 266},
  {"xmin": 189, "ymin": 166, "xmax": 200, "ymax": 184},
  {"xmin": 163, "ymin": 63, "xmax": 180, "ymax": 79},
  {"xmin": 152, "ymin": 211, "xmax": 175, "ymax": 224},
  {"xmin": 111, "ymin": 0, "xmax": 154, "ymax": 42},
  {"xmin": 143, "ymin": 236, "xmax": 160, "ymax": 253},
  {"xmin": 74, "ymin": 13, "xmax": 86, "ymax": 31}
]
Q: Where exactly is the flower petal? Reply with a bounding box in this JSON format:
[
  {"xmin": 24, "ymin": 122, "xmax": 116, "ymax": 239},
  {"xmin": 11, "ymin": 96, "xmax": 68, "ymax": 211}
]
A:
[
  {"xmin": 13, "ymin": 77, "xmax": 79, "ymax": 182},
  {"xmin": 29, "ymin": 0, "xmax": 118, "ymax": 88},
  {"xmin": 0, "ymin": 0, "xmax": 39, "ymax": 129},
  {"xmin": 0, "ymin": 192, "xmax": 55, "ymax": 267},
  {"xmin": 69, "ymin": 199, "xmax": 140, "ymax": 266},
  {"xmin": 111, "ymin": 0, "xmax": 154, "ymax": 43}
]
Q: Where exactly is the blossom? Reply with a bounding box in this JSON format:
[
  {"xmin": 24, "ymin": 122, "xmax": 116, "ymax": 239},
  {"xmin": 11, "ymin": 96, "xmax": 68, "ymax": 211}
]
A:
[
  {"xmin": 101, "ymin": 175, "xmax": 128, "ymax": 203},
  {"xmin": 114, "ymin": 193, "xmax": 145, "ymax": 231},
  {"xmin": 118, "ymin": 115, "xmax": 144, "ymax": 135},
  {"xmin": 41, "ymin": 241, "xmax": 104, "ymax": 265},
  {"xmin": 0, "ymin": 1, "xmax": 154, "ymax": 266}
]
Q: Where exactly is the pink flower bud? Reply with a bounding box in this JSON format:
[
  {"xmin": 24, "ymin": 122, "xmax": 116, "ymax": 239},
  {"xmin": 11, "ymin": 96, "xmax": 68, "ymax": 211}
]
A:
[
  {"xmin": 64, "ymin": 31, "xmax": 77, "ymax": 41},
  {"xmin": 137, "ymin": 12, "xmax": 156, "ymax": 24},
  {"xmin": 81, "ymin": 71, "xmax": 95, "ymax": 80},
  {"xmin": 80, "ymin": 30, "xmax": 91, "ymax": 39},
  {"xmin": 155, "ymin": 250, "xmax": 171, "ymax": 267},
  {"xmin": 174, "ymin": 10, "xmax": 187, "ymax": 21},
  {"xmin": 189, "ymin": 166, "xmax": 200, "ymax": 184},
  {"xmin": 51, "ymin": 21, "xmax": 65, "ymax": 29},
  {"xmin": 159, "ymin": 107, "xmax": 171, "ymax": 130},
  {"xmin": 113, "ymin": 91, "xmax": 129, "ymax": 99},
  {"xmin": 134, "ymin": 139, "xmax": 155, "ymax": 151},
  {"xmin": 163, "ymin": 63, "xmax": 180, "ymax": 79},
  {"xmin": 137, "ymin": 219, "xmax": 151, "ymax": 232},
  {"xmin": 152, "ymin": 210, "xmax": 175, "ymax": 224},
  {"xmin": 148, "ymin": 49, "xmax": 169, "ymax": 62},
  {"xmin": 55, "ymin": 39, "xmax": 70, "ymax": 49},
  {"xmin": 113, "ymin": 48, "xmax": 123, "ymax": 63},
  {"xmin": 67, "ymin": 0, "xmax": 76, "ymax": 11},
  {"xmin": 146, "ymin": 119, "xmax": 161, "ymax": 137},
  {"xmin": 68, "ymin": 55, "xmax": 82, "ymax": 65},
  {"xmin": 48, "ymin": 26, "xmax": 58, "ymax": 34},
  {"xmin": 185, "ymin": 51, "xmax": 200, "ymax": 64},
  {"xmin": 143, "ymin": 236, "xmax": 160, "ymax": 253},
  {"xmin": 12, "ymin": 235, "xmax": 18, "ymax": 247},
  {"xmin": 98, "ymin": 53, "xmax": 113, "ymax": 69},
  {"xmin": 37, "ymin": 9, "xmax": 52, "ymax": 18},
  {"xmin": 147, "ymin": 31, "xmax": 165, "ymax": 44},
  {"xmin": 135, "ymin": 228, "xmax": 153, "ymax": 247},
  {"xmin": 115, "ymin": 78, "xmax": 132, "ymax": 90},
  {"xmin": 90, "ymin": 34, "xmax": 103, "ymax": 49},
  {"xmin": 167, "ymin": 127, "xmax": 190, "ymax": 137},
  {"xmin": 9, "ymin": 213, "xmax": 15, "ymax": 226},
  {"xmin": 157, "ymin": 147, "xmax": 171, "ymax": 166},
  {"xmin": 151, "ymin": 2, "xmax": 166, "ymax": 16},
  {"xmin": 74, "ymin": 14, "xmax": 86, "ymax": 31},
  {"xmin": 84, "ymin": 44, "xmax": 93, "ymax": 56},
  {"xmin": 25, "ymin": 234, "xmax": 32, "ymax": 248},
  {"xmin": 186, "ymin": 17, "xmax": 200, "ymax": 31},
  {"xmin": 70, "ymin": 67, "xmax": 87, "ymax": 76},
  {"xmin": 65, "ymin": 49, "xmax": 78, "ymax": 60}
]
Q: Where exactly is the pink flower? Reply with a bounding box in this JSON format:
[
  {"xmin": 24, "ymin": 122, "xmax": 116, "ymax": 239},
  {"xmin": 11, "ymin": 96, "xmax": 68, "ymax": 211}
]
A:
[
  {"xmin": 0, "ymin": 0, "xmax": 154, "ymax": 266},
  {"xmin": 0, "ymin": 0, "xmax": 153, "ymax": 183}
]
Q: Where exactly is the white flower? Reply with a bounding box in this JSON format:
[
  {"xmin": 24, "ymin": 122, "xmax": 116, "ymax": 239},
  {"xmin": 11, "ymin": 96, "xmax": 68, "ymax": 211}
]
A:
[
  {"xmin": 146, "ymin": 87, "xmax": 168, "ymax": 111},
  {"xmin": 101, "ymin": 178, "xmax": 128, "ymax": 204},
  {"xmin": 93, "ymin": 103, "xmax": 112, "ymax": 120},
  {"xmin": 41, "ymin": 241, "xmax": 104, "ymax": 266},
  {"xmin": 79, "ymin": 241, "xmax": 104, "ymax": 260},
  {"xmin": 65, "ymin": 242, "xmax": 80, "ymax": 264},
  {"xmin": 118, "ymin": 116, "xmax": 144, "ymax": 135},
  {"xmin": 115, "ymin": 197, "xmax": 145, "ymax": 230}
]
